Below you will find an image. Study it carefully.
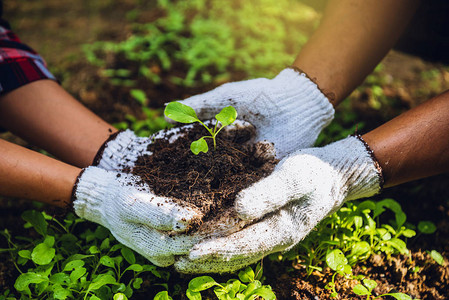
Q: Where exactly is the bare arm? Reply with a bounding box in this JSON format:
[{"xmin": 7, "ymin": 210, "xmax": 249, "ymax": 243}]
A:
[
  {"xmin": 0, "ymin": 138, "xmax": 80, "ymax": 207},
  {"xmin": 363, "ymin": 91, "xmax": 449, "ymax": 187},
  {"xmin": 293, "ymin": 0, "xmax": 420, "ymax": 105},
  {"xmin": 0, "ymin": 80, "xmax": 117, "ymax": 168}
]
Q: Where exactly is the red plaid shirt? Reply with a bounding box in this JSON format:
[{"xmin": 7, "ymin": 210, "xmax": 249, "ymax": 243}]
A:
[{"xmin": 0, "ymin": 23, "xmax": 56, "ymax": 95}]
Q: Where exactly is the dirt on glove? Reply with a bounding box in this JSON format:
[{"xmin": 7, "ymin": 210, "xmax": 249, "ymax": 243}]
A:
[{"xmin": 125, "ymin": 123, "xmax": 278, "ymax": 234}]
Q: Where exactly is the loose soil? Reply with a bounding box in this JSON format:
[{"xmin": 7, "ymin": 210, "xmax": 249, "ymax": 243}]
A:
[{"xmin": 126, "ymin": 123, "xmax": 277, "ymax": 234}]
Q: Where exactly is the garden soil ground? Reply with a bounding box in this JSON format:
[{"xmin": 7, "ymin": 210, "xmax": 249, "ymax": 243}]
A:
[{"xmin": 1, "ymin": 1, "xmax": 449, "ymax": 299}]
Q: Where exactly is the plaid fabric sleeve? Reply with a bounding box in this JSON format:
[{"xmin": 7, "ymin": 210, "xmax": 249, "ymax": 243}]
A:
[{"xmin": 0, "ymin": 24, "xmax": 57, "ymax": 95}]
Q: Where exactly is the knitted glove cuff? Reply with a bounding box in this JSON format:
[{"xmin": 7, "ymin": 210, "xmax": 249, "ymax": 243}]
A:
[
  {"xmin": 72, "ymin": 166, "xmax": 116, "ymax": 223},
  {"xmin": 287, "ymin": 66, "xmax": 336, "ymax": 103},
  {"xmin": 93, "ymin": 129, "xmax": 151, "ymax": 171},
  {"xmin": 335, "ymin": 136, "xmax": 383, "ymax": 201}
]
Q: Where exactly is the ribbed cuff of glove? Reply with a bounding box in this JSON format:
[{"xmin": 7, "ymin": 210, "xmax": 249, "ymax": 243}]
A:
[
  {"xmin": 94, "ymin": 130, "xmax": 152, "ymax": 171},
  {"xmin": 327, "ymin": 136, "xmax": 383, "ymax": 203},
  {"xmin": 267, "ymin": 68, "xmax": 335, "ymax": 155},
  {"xmin": 72, "ymin": 167, "xmax": 118, "ymax": 223}
]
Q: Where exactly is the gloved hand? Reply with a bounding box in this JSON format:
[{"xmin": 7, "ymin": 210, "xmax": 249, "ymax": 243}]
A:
[
  {"xmin": 175, "ymin": 135, "xmax": 383, "ymax": 273},
  {"xmin": 72, "ymin": 166, "xmax": 203, "ymax": 267},
  {"xmin": 93, "ymin": 129, "xmax": 152, "ymax": 171},
  {"xmin": 173, "ymin": 68, "xmax": 335, "ymax": 158}
]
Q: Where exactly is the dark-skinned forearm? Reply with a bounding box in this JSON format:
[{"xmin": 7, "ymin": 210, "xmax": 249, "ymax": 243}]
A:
[
  {"xmin": 293, "ymin": 0, "xmax": 420, "ymax": 105},
  {"xmin": 0, "ymin": 138, "xmax": 81, "ymax": 207},
  {"xmin": 0, "ymin": 80, "xmax": 117, "ymax": 168},
  {"xmin": 363, "ymin": 91, "xmax": 449, "ymax": 187}
]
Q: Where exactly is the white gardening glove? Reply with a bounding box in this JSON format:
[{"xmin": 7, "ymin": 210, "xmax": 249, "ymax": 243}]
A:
[
  {"xmin": 174, "ymin": 68, "xmax": 335, "ymax": 158},
  {"xmin": 93, "ymin": 129, "xmax": 152, "ymax": 171},
  {"xmin": 72, "ymin": 166, "xmax": 203, "ymax": 267},
  {"xmin": 175, "ymin": 135, "xmax": 383, "ymax": 273}
]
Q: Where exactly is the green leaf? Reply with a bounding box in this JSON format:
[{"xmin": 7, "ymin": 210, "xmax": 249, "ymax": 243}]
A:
[
  {"xmin": 362, "ymin": 279, "xmax": 377, "ymax": 292},
  {"xmin": 121, "ymin": 247, "xmax": 136, "ymax": 264},
  {"xmin": 32, "ymin": 242, "xmax": 55, "ymax": 265},
  {"xmin": 63, "ymin": 259, "xmax": 85, "ymax": 271},
  {"xmin": 99, "ymin": 255, "xmax": 115, "ymax": 268},
  {"xmin": 215, "ymin": 106, "xmax": 237, "ymax": 126},
  {"xmin": 100, "ymin": 238, "xmax": 110, "ymax": 250},
  {"xmin": 226, "ymin": 280, "xmax": 241, "ymax": 297},
  {"xmin": 70, "ymin": 267, "xmax": 86, "ymax": 283},
  {"xmin": 18, "ymin": 250, "xmax": 32, "ymax": 259},
  {"xmin": 89, "ymin": 246, "xmax": 101, "ymax": 254},
  {"xmin": 191, "ymin": 137, "xmax": 208, "ymax": 155},
  {"xmin": 352, "ymin": 284, "xmax": 370, "ymax": 296},
  {"xmin": 326, "ymin": 249, "xmax": 348, "ymax": 271},
  {"xmin": 22, "ymin": 210, "xmax": 47, "ymax": 236},
  {"xmin": 238, "ymin": 266, "xmax": 255, "ymax": 283},
  {"xmin": 49, "ymin": 273, "xmax": 70, "ymax": 285},
  {"xmin": 387, "ymin": 238, "xmax": 409, "ymax": 254},
  {"xmin": 188, "ymin": 276, "xmax": 219, "ymax": 292},
  {"xmin": 44, "ymin": 235, "xmax": 55, "ymax": 247},
  {"xmin": 14, "ymin": 272, "xmax": 48, "ymax": 294},
  {"xmin": 243, "ymin": 281, "xmax": 262, "ymax": 298},
  {"xmin": 249, "ymin": 287, "xmax": 276, "ymax": 300},
  {"xmin": 350, "ymin": 241, "xmax": 370, "ymax": 257},
  {"xmin": 114, "ymin": 293, "xmax": 129, "ymax": 300},
  {"xmin": 132, "ymin": 277, "xmax": 143, "ymax": 289},
  {"xmin": 87, "ymin": 274, "xmax": 117, "ymax": 291},
  {"xmin": 383, "ymin": 293, "xmax": 412, "ymax": 300},
  {"xmin": 418, "ymin": 221, "xmax": 437, "ymax": 234},
  {"xmin": 164, "ymin": 102, "xmax": 200, "ymax": 123},
  {"xmin": 186, "ymin": 289, "xmax": 201, "ymax": 300},
  {"xmin": 124, "ymin": 264, "xmax": 143, "ymax": 272},
  {"xmin": 130, "ymin": 89, "xmax": 147, "ymax": 106},
  {"xmin": 402, "ymin": 229, "xmax": 416, "ymax": 238},
  {"xmin": 52, "ymin": 284, "xmax": 72, "ymax": 299},
  {"xmin": 429, "ymin": 250, "xmax": 445, "ymax": 265},
  {"xmin": 153, "ymin": 291, "xmax": 172, "ymax": 300}
]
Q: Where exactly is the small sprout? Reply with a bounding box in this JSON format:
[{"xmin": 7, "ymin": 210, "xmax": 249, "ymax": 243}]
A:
[{"xmin": 164, "ymin": 101, "xmax": 238, "ymax": 154}]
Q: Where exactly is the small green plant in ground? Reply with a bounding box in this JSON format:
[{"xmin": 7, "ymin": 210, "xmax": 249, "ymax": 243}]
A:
[
  {"xmin": 274, "ymin": 198, "xmax": 438, "ymax": 298},
  {"xmin": 0, "ymin": 210, "xmax": 172, "ymax": 299},
  {"xmin": 164, "ymin": 101, "xmax": 237, "ymax": 154},
  {"xmin": 353, "ymin": 279, "xmax": 417, "ymax": 300},
  {"xmin": 185, "ymin": 265, "xmax": 276, "ymax": 300}
]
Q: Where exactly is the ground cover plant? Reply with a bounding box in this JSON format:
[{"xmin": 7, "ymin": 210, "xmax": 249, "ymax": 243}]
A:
[{"xmin": 2, "ymin": 0, "xmax": 449, "ymax": 299}]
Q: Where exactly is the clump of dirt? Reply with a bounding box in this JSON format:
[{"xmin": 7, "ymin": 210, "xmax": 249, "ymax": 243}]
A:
[{"xmin": 127, "ymin": 122, "xmax": 278, "ymax": 233}]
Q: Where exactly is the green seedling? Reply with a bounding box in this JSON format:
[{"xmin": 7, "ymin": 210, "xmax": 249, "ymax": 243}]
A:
[
  {"xmin": 185, "ymin": 265, "xmax": 276, "ymax": 300},
  {"xmin": 164, "ymin": 101, "xmax": 237, "ymax": 155}
]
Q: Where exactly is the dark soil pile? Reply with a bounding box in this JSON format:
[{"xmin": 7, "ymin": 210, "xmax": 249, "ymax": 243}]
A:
[{"xmin": 127, "ymin": 123, "xmax": 278, "ymax": 232}]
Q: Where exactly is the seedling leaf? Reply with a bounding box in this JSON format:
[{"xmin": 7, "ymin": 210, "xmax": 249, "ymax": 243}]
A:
[
  {"xmin": 384, "ymin": 293, "xmax": 412, "ymax": 300},
  {"xmin": 215, "ymin": 106, "xmax": 237, "ymax": 126},
  {"xmin": 188, "ymin": 276, "xmax": 219, "ymax": 292},
  {"xmin": 362, "ymin": 279, "xmax": 377, "ymax": 292},
  {"xmin": 121, "ymin": 247, "xmax": 136, "ymax": 264},
  {"xmin": 32, "ymin": 243, "xmax": 55, "ymax": 265},
  {"xmin": 164, "ymin": 101, "xmax": 200, "ymax": 123},
  {"xmin": 429, "ymin": 250, "xmax": 444, "ymax": 265},
  {"xmin": 22, "ymin": 210, "xmax": 47, "ymax": 236},
  {"xmin": 418, "ymin": 221, "xmax": 437, "ymax": 234},
  {"xmin": 154, "ymin": 291, "xmax": 173, "ymax": 300},
  {"xmin": 326, "ymin": 249, "xmax": 348, "ymax": 271},
  {"xmin": 238, "ymin": 266, "xmax": 255, "ymax": 283},
  {"xmin": 250, "ymin": 287, "xmax": 276, "ymax": 300},
  {"xmin": 191, "ymin": 137, "xmax": 208, "ymax": 155},
  {"xmin": 186, "ymin": 289, "xmax": 202, "ymax": 300},
  {"xmin": 352, "ymin": 284, "xmax": 370, "ymax": 296},
  {"xmin": 87, "ymin": 274, "xmax": 117, "ymax": 290}
]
